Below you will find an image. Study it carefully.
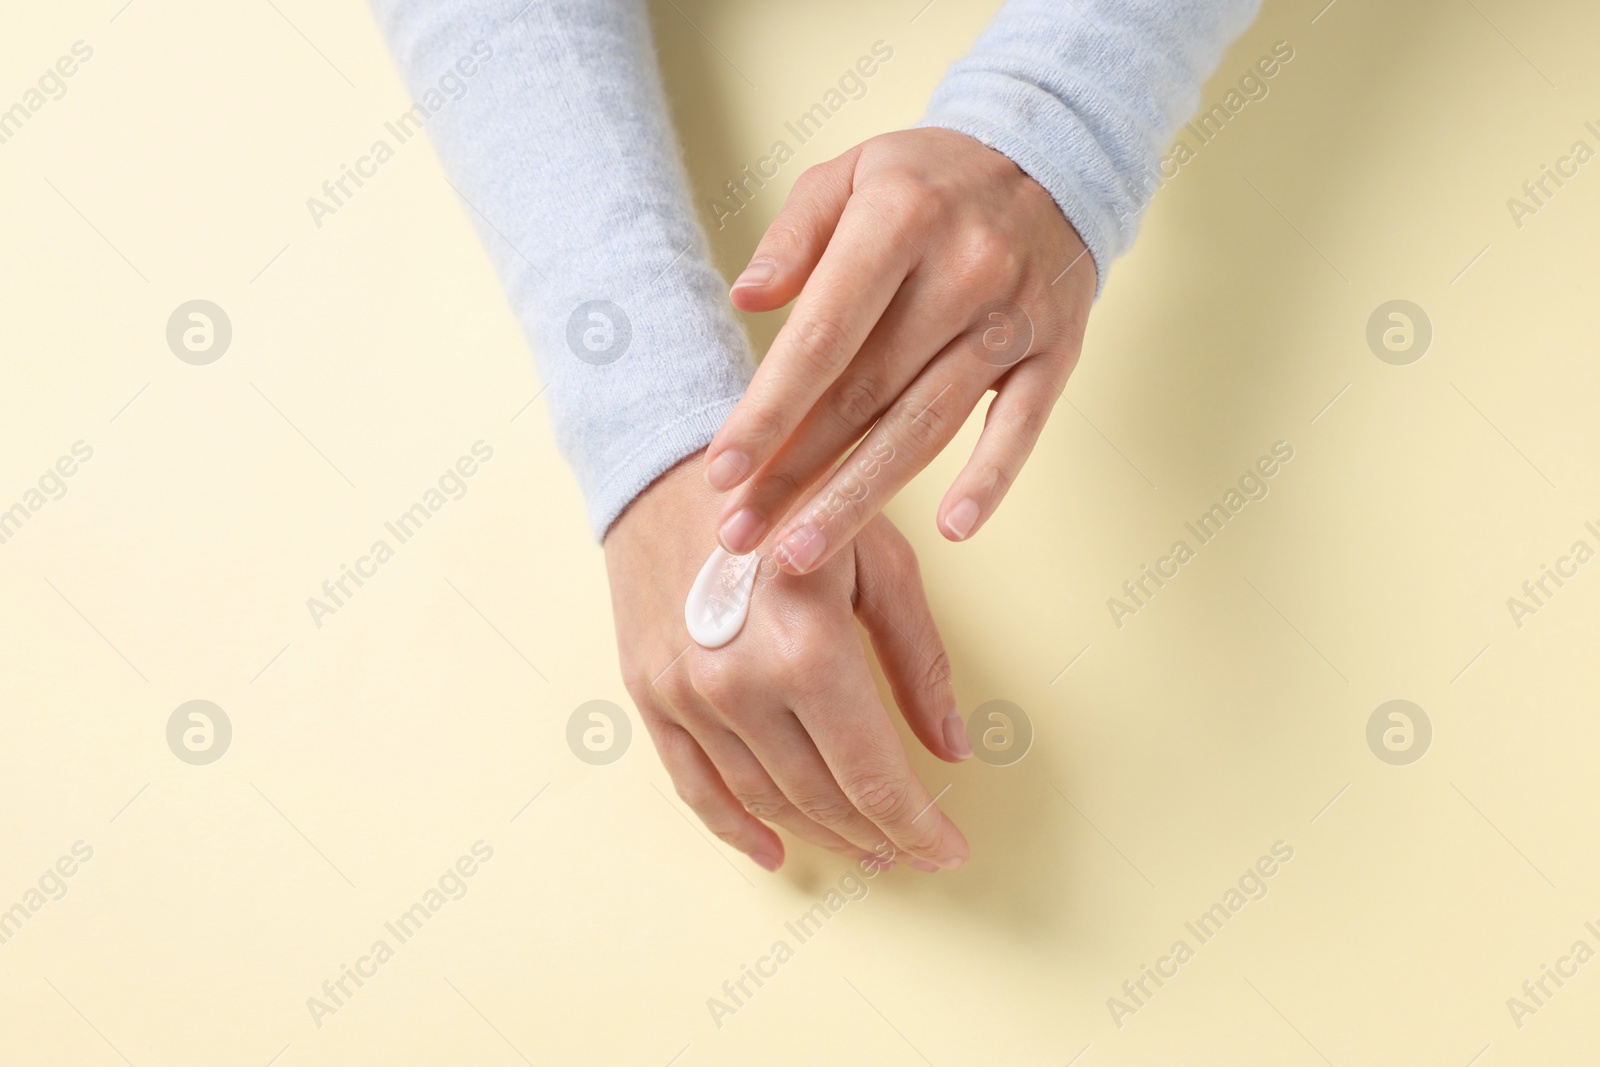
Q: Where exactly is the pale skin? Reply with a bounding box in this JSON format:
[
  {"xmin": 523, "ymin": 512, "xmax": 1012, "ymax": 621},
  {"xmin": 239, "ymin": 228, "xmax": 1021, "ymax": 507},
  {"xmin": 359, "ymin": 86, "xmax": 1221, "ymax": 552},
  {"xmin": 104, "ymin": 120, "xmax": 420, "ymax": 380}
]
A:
[
  {"xmin": 607, "ymin": 128, "xmax": 1095, "ymax": 872},
  {"xmin": 606, "ymin": 456, "xmax": 969, "ymax": 873},
  {"xmin": 704, "ymin": 128, "xmax": 1097, "ymax": 572}
]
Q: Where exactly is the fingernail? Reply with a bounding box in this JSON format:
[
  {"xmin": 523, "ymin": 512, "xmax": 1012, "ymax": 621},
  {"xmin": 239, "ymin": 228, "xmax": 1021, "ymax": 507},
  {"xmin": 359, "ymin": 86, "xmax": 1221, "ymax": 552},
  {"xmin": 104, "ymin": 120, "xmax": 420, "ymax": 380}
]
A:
[
  {"xmin": 944, "ymin": 498, "xmax": 980, "ymax": 541},
  {"xmin": 937, "ymin": 854, "xmax": 966, "ymax": 871},
  {"xmin": 943, "ymin": 710, "xmax": 973, "ymax": 760},
  {"xmin": 752, "ymin": 850, "xmax": 782, "ymax": 872},
  {"xmin": 732, "ymin": 258, "xmax": 776, "ymax": 290},
  {"xmin": 907, "ymin": 857, "xmax": 941, "ymax": 873},
  {"xmin": 719, "ymin": 508, "xmax": 767, "ymax": 554},
  {"xmin": 775, "ymin": 525, "xmax": 825, "ymax": 573},
  {"xmin": 705, "ymin": 450, "xmax": 750, "ymax": 491}
]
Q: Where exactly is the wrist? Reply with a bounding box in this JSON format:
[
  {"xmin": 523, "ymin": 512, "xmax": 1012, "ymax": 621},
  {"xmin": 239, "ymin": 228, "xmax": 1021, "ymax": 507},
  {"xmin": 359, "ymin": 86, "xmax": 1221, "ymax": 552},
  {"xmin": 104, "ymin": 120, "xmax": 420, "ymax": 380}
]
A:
[{"xmin": 605, "ymin": 454, "xmax": 717, "ymax": 551}]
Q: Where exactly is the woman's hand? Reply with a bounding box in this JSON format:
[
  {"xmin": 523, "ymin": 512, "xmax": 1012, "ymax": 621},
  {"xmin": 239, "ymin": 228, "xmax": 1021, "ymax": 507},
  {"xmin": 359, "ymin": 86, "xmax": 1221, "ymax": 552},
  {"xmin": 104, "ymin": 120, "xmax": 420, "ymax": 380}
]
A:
[
  {"xmin": 605, "ymin": 456, "xmax": 970, "ymax": 873},
  {"xmin": 704, "ymin": 127, "xmax": 1096, "ymax": 573}
]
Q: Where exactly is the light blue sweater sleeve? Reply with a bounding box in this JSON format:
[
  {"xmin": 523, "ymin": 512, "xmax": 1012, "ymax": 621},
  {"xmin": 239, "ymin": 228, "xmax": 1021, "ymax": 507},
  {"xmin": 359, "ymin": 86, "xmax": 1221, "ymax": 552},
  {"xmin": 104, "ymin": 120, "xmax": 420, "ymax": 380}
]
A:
[
  {"xmin": 368, "ymin": 0, "xmax": 1259, "ymax": 538},
  {"xmin": 369, "ymin": 0, "xmax": 754, "ymax": 539},
  {"xmin": 919, "ymin": 0, "xmax": 1262, "ymax": 295}
]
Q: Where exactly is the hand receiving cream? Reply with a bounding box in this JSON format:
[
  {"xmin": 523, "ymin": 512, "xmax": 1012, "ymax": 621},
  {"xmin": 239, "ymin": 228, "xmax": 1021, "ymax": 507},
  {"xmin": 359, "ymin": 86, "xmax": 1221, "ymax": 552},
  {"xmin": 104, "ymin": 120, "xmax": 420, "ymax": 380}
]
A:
[{"xmin": 684, "ymin": 547, "xmax": 761, "ymax": 648}]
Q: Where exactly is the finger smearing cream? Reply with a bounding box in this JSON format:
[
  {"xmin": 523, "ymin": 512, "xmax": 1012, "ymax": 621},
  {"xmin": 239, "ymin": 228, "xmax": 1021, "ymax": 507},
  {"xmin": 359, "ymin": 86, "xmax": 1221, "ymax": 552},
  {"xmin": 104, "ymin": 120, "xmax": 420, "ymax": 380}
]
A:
[{"xmin": 685, "ymin": 547, "xmax": 761, "ymax": 649}]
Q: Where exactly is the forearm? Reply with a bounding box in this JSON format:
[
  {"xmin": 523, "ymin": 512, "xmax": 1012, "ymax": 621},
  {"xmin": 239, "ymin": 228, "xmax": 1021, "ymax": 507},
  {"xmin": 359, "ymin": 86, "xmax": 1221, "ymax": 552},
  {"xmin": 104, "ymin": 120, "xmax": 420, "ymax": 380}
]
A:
[
  {"xmin": 368, "ymin": 0, "xmax": 752, "ymax": 538},
  {"xmin": 920, "ymin": 0, "xmax": 1262, "ymax": 294}
]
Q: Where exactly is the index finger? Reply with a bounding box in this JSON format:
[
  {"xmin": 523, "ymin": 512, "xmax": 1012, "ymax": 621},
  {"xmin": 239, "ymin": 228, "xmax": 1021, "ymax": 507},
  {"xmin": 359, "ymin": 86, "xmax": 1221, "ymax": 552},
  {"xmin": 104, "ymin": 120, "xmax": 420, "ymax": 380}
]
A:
[
  {"xmin": 773, "ymin": 354, "xmax": 990, "ymax": 575},
  {"xmin": 704, "ymin": 198, "xmax": 914, "ymax": 491}
]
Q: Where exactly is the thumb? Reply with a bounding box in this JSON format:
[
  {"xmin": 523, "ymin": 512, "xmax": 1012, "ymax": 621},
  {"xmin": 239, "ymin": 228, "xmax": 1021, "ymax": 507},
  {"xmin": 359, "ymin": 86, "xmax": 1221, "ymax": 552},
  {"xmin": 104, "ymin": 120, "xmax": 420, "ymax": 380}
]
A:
[
  {"xmin": 729, "ymin": 151, "xmax": 857, "ymax": 313},
  {"xmin": 851, "ymin": 518, "xmax": 970, "ymax": 762}
]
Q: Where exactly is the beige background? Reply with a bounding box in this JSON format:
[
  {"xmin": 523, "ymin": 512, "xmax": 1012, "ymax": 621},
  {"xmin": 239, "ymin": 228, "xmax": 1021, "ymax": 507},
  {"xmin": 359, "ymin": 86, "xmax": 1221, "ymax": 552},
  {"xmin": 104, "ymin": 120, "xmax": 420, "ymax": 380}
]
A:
[{"xmin": 2, "ymin": 0, "xmax": 1597, "ymax": 1063}]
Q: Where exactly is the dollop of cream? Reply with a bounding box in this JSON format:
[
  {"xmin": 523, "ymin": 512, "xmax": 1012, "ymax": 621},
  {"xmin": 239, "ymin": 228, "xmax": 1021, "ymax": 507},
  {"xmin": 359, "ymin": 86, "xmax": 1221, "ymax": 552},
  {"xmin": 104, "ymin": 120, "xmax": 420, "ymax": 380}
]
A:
[{"xmin": 684, "ymin": 547, "xmax": 761, "ymax": 649}]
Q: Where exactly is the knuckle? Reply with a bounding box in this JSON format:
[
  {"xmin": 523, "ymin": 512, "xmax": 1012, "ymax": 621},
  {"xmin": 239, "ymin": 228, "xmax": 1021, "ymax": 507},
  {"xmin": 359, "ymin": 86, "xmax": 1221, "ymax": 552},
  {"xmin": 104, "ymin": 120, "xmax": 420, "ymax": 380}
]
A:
[
  {"xmin": 974, "ymin": 459, "xmax": 1015, "ymax": 500},
  {"xmin": 672, "ymin": 774, "xmax": 714, "ymax": 814},
  {"xmin": 793, "ymin": 162, "xmax": 834, "ymax": 196},
  {"xmin": 879, "ymin": 177, "xmax": 944, "ymax": 232},
  {"xmin": 918, "ymin": 647, "xmax": 954, "ymax": 694},
  {"xmin": 900, "ymin": 539, "xmax": 924, "ymax": 579},
  {"xmin": 655, "ymin": 670, "xmax": 698, "ymax": 711},
  {"xmin": 881, "ymin": 525, "xmax": 919, "ymax": 575},
  {"xmin": 757, "ymin": 223, "xmax": 805, "ymax": 262},
  {"xmin": 737, "ymin": 402, "xmax": 788, "ymax": 451},
  {"xmin": 863, "ymin": 516, "xmax": 914, "ymax": 570},
  {"xmin": 784, "ymin": 655, "xmax": 844, "ymax": 703},
  {"xmin": 708, "ymin": 825, "xmax": 747, "ymax": 851},
  {"xmin": 752, "ymin": 403, "xmax": 796, "ymax": 447},
  {"xmin": 654, "ymin": 717, "xmax": 692, "ymax": 749},
  {"xmin": 842, "ymin": 771, "xmax": 913, "ymax": 823},
  {"xmin": 837, "ymin": 464, "xmax": 875, "ymax": 509},
  {"xmin": 793, "ymin": 790, "xmax": 857, "ymax": 827},
  {"xmin": 895, "ymin": 398, "xmax": 952, "ymax": 458},
  {"xmin": 752, "ymin": 465, "xmax": 804, "ymax": 507},
  {"xmin": 650, "ymin": 718, "xmax": 694, "ymax": 761},
  {"xmin": 833, "ymin": 374, "xmax": 884, "ymax": 427},
  {"xmin": 731, "ymin": 786, "xmax": 791, "ymax": 821},
  {"xmin": 955, "ymin": 225, "xmax": 1014, "ymax": 288},
  {"xmin": 813, "ymin": 479, "xmax": 870, "ymax": 529},
  {"xmin": 789, "ymin": 315, "xmax": 854, "ymax": 375},
  {"xmin": 686, "ymin": 653, "xmax": 737, "ymax": 706},
  {"xmin": 775, "ymin": 646, "xmax": 830, "ymax": 696}
]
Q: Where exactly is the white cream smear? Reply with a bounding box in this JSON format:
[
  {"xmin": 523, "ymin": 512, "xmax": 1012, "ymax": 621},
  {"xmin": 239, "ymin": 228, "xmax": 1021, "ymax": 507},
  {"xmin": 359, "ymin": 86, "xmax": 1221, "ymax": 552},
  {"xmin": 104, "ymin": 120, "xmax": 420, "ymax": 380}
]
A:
[{"xmin": 685, "ymin": 547, "xmax": 761, "ymax": 648}]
